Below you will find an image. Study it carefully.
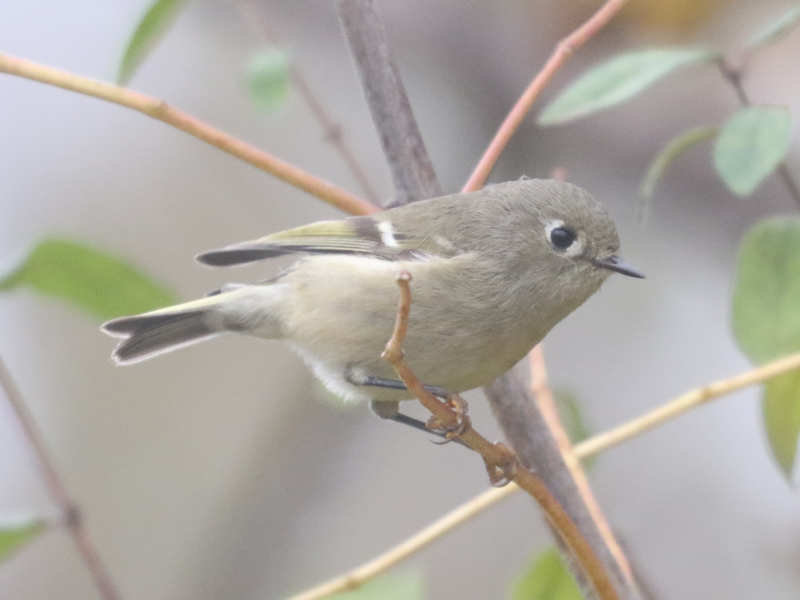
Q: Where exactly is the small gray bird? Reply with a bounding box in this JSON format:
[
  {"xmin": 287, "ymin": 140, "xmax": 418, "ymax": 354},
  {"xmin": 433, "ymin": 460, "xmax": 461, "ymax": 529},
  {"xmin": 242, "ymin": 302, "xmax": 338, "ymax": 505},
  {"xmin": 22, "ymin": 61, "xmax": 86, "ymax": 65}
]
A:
[{"xmin": 102, "ymin": 179, "xmax": 642, "ymax": 409}]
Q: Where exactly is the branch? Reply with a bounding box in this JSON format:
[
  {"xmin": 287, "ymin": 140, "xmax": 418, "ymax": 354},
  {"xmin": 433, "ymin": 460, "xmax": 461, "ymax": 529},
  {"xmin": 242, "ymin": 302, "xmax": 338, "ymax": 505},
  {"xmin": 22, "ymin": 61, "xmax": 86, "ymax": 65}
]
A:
[
  {"xmin": 380, "ymin": 274, "xmax": 619, "ymax": 600},
  {"xmin": 232, "ymin": 0, "xmax": 381, "ymax": 203},
  {"xmin": 292, "ymin": 350, "xmax": 800, "ymax": 599},
  {"xmin": 529, "ymin": 346, "xmax": 634, "ymax": 583},
  {"xmin": 716, "ymin": 57, "xmax": 800, "ymax": 208},
  {"xmin": 337, "ymin": 0, "xmax": 442, "ymax": 204},
  {"xmin": 0, "ymin": 51, "xmax": 378, "ymax": 217},
  {"xmin": 462, "ymin": 0, "xmax": 630, "ymax": 191},
  {"xmin": 0, "ymin": 356, "xmax": 121, "ymax": 600}
]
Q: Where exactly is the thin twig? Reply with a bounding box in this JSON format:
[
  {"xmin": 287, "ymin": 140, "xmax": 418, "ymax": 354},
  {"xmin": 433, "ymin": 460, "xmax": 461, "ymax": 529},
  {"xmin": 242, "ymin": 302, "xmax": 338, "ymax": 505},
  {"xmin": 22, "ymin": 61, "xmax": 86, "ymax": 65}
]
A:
[
  {"xmin": 716, "ymin": 57, "xmax": 800, "ymax": 208},
  {"xmin": 0, "ymin": 51, "xmax": 377, "ymax": 216},
  {"xmin": 337, "ymin": 0, "xmax": 442, "ymax": 204},
  {"xmin": 232, "ymin": 0, "xmax": 381, "ymax": 202},
  {"xmin": 380, "ymin": 274, "xmax": 619, "ymax": 600},
  {"xmin": 0, "ymin": 356, "xmax": 121, "ymax": 600},
  {"xmin": 530, "ymin": 347, "xmax": 634, "ymax": 583},
  {"xmin": 462, "ymin": 0, "xmax": 630, "ymax": 191},
  {"xmin": 292, "ymin": 350, "xmax": 800, "ymax": 599}
]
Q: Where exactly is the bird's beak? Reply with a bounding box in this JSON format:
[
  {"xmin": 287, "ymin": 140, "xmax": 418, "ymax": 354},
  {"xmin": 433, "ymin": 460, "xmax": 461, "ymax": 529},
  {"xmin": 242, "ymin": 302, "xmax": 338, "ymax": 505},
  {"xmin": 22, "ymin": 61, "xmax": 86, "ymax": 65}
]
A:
[{"xmin": 592, "ymin": 255, "xmax": 645, "ymax": 279}]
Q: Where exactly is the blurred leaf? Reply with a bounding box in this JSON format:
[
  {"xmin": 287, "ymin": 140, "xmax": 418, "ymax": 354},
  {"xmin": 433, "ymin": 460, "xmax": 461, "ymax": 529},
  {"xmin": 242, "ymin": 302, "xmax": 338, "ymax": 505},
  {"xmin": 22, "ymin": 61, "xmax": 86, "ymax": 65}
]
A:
[
  {"xmin": 713, "ymin": 106, "xmax": 792, "ymax": 196},
  {"xmin": 117, "ymin": 0, "xmax": 187, "ymax": 84},
  {"xmin": 732, "ymin": 217, "xmax": 800, "ymax": 477},
  {"xmin": 746, "ymin": 5, "xmax": 800, "ymax": 51},
  {"xmin": 0, "ymin": 238, "xmax": 176, "ymax": 320},
  {"xmin": 330, "ymin": 572, "xmax": 423, "ymax": 600},
  {"xmin": 554, "ymin": 390, "xmax": 591, "ymax": 445},
  {"xmin": 512, "ymin": 548, "xmax": 583, "ymax": 600},
  {"xmin": 763, "ymin": 371, "xmax": 800, "ymax": 477},
  {"xmin": 638, "ymin": 125, "xmax": 718, "ymax": 224},
  {"xmin": 640, "ymin": 125, "xmax": 718, "ymax": 199},
  {"xmin": 0, "ymin": 517, "xmax": 45, "ymax": 563},
  {"xmin": 538, "ymin": 48, "xmax": 717, "ymax": 125},
  {"xmin": 246, "ymin": 49, "xmax": 290, "ymax": 113}
]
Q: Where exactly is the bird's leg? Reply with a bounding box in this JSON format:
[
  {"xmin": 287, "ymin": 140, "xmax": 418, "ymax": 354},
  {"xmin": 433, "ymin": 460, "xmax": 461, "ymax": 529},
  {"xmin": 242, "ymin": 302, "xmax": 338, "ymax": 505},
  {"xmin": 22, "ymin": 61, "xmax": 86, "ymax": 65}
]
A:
[
  {"xmin": 357, "ymin": 375, "xmax": 451, "ymax": 398},
  {"xmin": 367, "ymin": 399, "xmax": 469, "ymax": 448}
]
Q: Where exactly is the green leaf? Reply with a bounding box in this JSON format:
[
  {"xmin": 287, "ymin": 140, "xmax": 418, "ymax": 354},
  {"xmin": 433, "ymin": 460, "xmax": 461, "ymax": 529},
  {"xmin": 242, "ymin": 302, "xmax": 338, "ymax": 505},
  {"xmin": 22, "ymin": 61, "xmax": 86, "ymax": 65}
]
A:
[
  {"xmin": 117, "ymin": 0, "xmax": 187, "ymax": 84},
  {"xmin": 538, "ymin": 48, "xmax": 717, "ymax": 126},
  {"xmin": 0, "ymin": 517, "xmax": 45, "ymax": 563},
  {"xmin": 746, "ymin": 5, "xmax": 800, "ymax": 51},
  {"xmin": 512, "ymin": 548, "xmax": 583, "ymax": 600},
  {"xmin": 640, "ymin": 125, "xmax": 718, "ymax": 199},
  {"xmin": 330, "ymin": 572, "xmax": 423, "ymax": 600},
  {"xmin": 0, "ymin": 238, "xmax": 176, "ymax": 320},
  {"xmin": 732, "ymin": 217, "xmax": 800, "ymax": 477},
  {"xmin": 763, "ymin": 371, "xmax": 800, "ymax": 477},
  {"xmin": 554, "ymin": 390, "xmax": 591, "ymax": 445},
  {"xmin": 713, "ymin": 106, "xmax": 792, "ymax": 196},
  {"xmin": 246, "ymin": 49, "xmax": 290, "ymax": 113}
]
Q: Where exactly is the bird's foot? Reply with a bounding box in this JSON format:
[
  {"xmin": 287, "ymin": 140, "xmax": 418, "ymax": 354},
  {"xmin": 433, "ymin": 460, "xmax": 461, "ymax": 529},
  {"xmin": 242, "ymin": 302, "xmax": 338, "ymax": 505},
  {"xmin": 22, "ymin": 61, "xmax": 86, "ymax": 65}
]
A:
[
  {"xmin": 426, "ymin": 394, "xmax": 470, "ymax": 443},
  {"xmin": 482, "ymin": 442, "xmax": 517, "ymax": 487}
]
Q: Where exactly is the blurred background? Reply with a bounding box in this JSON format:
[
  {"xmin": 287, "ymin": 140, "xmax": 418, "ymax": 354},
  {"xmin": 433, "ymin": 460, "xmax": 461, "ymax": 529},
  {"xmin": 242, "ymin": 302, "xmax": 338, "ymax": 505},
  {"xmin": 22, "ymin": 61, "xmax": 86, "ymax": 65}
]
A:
[{"xmin": 2, "ymin": 1, "xmax": 800, "ymax": 598}]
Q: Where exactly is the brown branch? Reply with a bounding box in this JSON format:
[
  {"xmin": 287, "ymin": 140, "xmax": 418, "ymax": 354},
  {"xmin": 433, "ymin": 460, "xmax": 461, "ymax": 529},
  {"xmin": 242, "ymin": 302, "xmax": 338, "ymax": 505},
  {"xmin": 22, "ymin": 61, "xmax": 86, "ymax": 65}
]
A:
[
  {"xmin": 292, "ymin": 349, "xmax": 800, "ymax": 599},
  {"xmin": 337, "ymin": 0, "xmax": 442, "ymax": 205},
  {"xmin": 0, "ymin": 356, "xmax": 121, "ymax": 600},
  {"xmin": 0, "ymin": 51, "xmax": 378, "ymax": 217},
  {"xmin": 380, "ymin": 274, "xmax": 619, "ymax": 600},
  {"xmin": 232, "ymin": 0, "xmax": 381, "ymax": 203},
  {"xmin": 530, "ymin": 346, "xmax": 634, "ymax": 582},
  {"xmin": 462, "ymin": 0, "xmax": 630, "ymax": 191}
]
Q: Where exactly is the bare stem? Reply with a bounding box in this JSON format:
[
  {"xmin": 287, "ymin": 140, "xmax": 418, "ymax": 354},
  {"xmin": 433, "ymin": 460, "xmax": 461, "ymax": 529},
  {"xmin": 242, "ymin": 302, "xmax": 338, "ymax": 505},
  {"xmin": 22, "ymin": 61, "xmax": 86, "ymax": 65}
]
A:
[
  {"xmin": 462, "ymin": 0, "xmax": 630, "ymax": 191},
  {"xmin": 291, "ymin": 350, "xmax": 800, "ymax": 599},
  {"xmin": 380, "ymin": 274, "xmax": 619, "ymax": 600},
  {"xmin": 530, "ymin": 347, "xmax": 634, "ymax": 583},
  {"xmin": 716, "ymin": 58, "xmax": 800, "ymax": 208},
  {"xmin": 232, "ymin": 0, "xmax": 381, "ymax": 203},
  {"xmin": 0, "ymin": 51, "xmax": 377, "ymax": 216},
  {"xmin": 0, "ymin": 356, "xmax": 121, "ymax": 600}
]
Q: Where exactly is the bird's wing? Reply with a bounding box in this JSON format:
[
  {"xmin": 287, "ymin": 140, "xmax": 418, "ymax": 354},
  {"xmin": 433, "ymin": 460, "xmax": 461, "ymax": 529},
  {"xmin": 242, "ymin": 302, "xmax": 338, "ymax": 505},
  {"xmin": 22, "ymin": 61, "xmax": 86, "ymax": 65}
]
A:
[{"xmin": 196, "ymin": 215, "xmax": 456, "ymax": 266}]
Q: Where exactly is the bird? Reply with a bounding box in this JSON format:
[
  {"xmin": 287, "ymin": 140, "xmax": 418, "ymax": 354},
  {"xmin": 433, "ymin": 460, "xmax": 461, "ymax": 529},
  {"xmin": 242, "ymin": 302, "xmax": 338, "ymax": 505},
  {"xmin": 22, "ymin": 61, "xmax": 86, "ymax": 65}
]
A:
[{"xmin": 102, "ymin": 178, "xmax": 642, "ymax": 412}]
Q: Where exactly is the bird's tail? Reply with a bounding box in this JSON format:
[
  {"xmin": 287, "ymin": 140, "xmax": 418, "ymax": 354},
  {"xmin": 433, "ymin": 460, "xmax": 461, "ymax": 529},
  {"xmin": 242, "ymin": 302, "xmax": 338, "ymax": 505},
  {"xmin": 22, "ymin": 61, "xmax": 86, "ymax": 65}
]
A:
[{"xmin": 101, "ymin": 285, "xmax": 284, "ymax": 364}]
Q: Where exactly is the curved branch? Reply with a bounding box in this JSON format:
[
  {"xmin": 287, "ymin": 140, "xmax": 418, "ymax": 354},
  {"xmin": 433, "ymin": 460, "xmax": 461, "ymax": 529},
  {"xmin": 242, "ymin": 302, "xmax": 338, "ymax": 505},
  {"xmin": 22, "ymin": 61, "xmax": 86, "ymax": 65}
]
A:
[
  {"xmin": 0, "ymin": 51, "xmax": 378, "ymax": 216},
  {"xmin": 291, "ymin": 350, "xmax": 800, "ymax": 599},
  {"xmin": 380, "ymin": 274, "xmax": 619, "ymax": 600},
  {"xmin": 462, "ymin": 0, "xmax": 630, "ymax": 191}
]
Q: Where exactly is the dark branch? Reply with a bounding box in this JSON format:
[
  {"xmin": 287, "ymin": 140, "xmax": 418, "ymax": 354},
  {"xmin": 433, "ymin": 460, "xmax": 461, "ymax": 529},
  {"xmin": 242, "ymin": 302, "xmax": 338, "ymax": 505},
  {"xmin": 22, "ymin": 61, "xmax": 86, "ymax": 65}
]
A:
[{"xmin": 337, "ymin": 0, "xmax": 442, "ymax": 205}]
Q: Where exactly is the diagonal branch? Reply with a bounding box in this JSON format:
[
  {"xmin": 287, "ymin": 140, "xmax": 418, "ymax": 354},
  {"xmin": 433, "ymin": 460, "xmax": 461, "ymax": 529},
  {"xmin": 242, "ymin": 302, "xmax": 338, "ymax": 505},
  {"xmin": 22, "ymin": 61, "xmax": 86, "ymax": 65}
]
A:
[
  {"xmin": 292, "ymin": 349, "xmax": 800, "ymax": 599},
  {"xmin": 0, "ymin": 356, "xmax": 121, "ymax": 600},
  {"xmin": 380, "ymin": 274, "xmax": 619, "ymax": 600},
  {"xmin": 0, "ymin": 51, "xmax": 377, "ymax": 217},
  {"xmin": 462, "ymin": 0, "xmax": 630, "ymax": 190},
  {"xmin": 337, "ymin": 0, "xmax": 442, "ymax": 205}
]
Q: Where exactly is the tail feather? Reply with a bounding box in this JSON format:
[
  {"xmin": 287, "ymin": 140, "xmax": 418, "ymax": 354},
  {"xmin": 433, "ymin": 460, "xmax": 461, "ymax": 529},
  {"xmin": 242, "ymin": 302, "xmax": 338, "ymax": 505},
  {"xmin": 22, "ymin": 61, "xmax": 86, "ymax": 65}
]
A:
[
  {"xmin": 102, "ymin": 285, "xmax": 285, "ymax": 365},
  {"xmin": 102, "ymin": 311, "xmax": 217, "ymax": 364}
]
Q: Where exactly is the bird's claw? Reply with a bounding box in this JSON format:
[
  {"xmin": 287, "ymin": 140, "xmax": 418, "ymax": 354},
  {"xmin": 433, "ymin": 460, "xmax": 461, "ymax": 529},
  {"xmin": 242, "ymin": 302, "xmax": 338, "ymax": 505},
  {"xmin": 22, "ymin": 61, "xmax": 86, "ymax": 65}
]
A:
[
  {"xmin": 483, "ymin": 442, "xmax": 517, "ymax": 487},
  {"xmin": 426, "ymin": 394, "xmax": 470, "ymax": 442}
]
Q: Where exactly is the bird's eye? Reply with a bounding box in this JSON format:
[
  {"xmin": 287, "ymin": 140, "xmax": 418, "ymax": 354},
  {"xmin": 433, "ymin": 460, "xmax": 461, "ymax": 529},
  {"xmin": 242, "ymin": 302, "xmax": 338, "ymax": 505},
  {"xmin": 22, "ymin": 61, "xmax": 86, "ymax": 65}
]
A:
[{"xmin": 549, "ymin": 227, "xmax": 576, "ymax": 250}]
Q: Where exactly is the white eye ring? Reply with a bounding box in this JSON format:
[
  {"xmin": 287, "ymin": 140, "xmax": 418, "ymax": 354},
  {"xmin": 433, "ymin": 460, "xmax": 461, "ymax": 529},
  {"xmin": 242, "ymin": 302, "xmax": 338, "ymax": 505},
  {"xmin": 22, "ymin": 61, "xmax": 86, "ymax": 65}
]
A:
[{"xmin": 545, "ymin": 220, "xmax": 585, "ymax": 258}]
